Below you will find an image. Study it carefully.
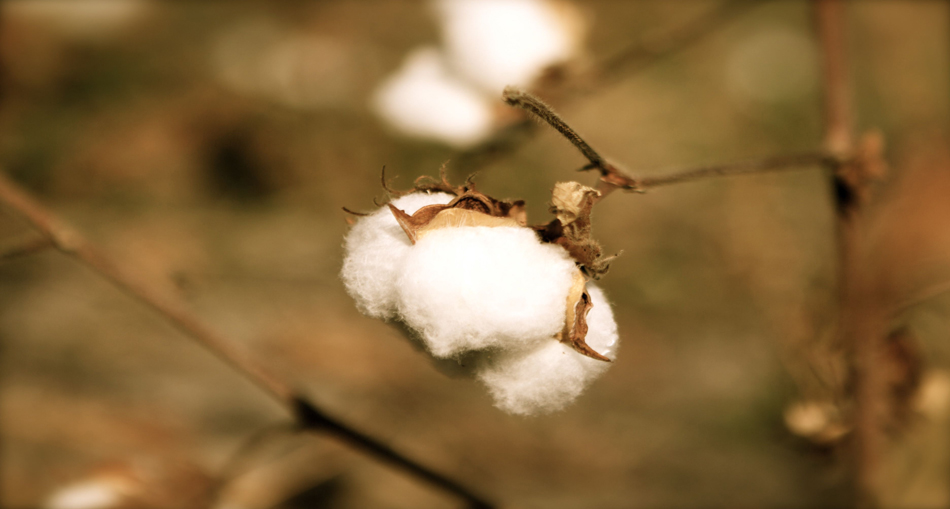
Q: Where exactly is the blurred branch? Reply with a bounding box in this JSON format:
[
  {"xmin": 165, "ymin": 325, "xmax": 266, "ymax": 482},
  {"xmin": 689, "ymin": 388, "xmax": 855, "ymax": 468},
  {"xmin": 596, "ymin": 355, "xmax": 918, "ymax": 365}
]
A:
[
  {"xmin": 212, "ymin": 422, "xmax": 298, "ymax": 500},
  {"xmin": 503, "ymin": 86, "xmax": 834, "ymax": 197},
  {"xmin": 815, "ymin": 1, "xmax": 886, "ymax": 507},
  {"xmin": 894, "ymin": 278, "xmax": 950, "ymax": 314},
  {"xmin": 0, "ymin": 171, "xmax": 494, "ymax": 509},
  {"xmin": 0, "ymin": 232, "xmax": 53, "ymax": 261},
  {"xmin": 816, "ymin": 0, "xmax": 853, "ymax": 158},
  {"xmin": 456, "ymin": 1, "xmax": 764, "ymax": 171},
  {"xmin": 634, "ymin": 152, "xmax": 835, "ymax": 188}
]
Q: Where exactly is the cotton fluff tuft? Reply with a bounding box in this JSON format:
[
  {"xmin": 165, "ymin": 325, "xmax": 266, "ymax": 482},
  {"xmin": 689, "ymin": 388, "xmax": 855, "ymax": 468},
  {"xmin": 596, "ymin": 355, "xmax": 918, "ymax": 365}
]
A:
[
  {"xmin": 477, "ymin": 285, "xmax": 618, "ymax": 415},
  {"xmin": 370, "ymin": 0, "xmax": 584, "ymax": 148},
  {"xmin": 341, "ymin": 193, "xmax": 620, "ymax": 415},
  {"xmin": 371, "ymin": 47, "xmax": 494, "ymax": 149},
  {"xmin": 435, "ymin": 0, "xmax": 582, "ymax": 93},
  {"xmin": 341, "ymin": 192, "xmax": 454, "ymax": 319},
  {"xmin": 396, "ymin": 226, "xmax": 577, "ymax": 358}
]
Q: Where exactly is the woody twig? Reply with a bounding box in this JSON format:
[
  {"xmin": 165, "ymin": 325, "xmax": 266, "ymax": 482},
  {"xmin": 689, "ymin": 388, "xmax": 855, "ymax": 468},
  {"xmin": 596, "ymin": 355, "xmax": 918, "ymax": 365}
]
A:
[{"xmin": 0, "ymin": 171, "xmax": 494, "ymax": 509}]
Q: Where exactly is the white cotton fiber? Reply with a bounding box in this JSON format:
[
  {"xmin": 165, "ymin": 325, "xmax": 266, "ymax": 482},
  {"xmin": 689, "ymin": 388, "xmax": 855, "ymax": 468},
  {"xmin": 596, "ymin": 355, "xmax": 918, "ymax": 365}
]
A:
[
  {"xmin": 476, "ymin": 285, "xmax": 619, "ymax": 415},
  {"xmin": 434, "ymin": 0, "xmax": 582, "ymax": 93},
  {"xmin": 342, "ymin": 192, "xmax": 621, "ymax": 415},
  {"xmin": 396, "ymin": 226, "xmax": 578, "ymax": 358},
  {"xmin": 370, "ymin": 47, "xmax": 494, "ymax": 148},
  {"xmin": 341, "ymin": 192, "xmax": 454, "ymax": 319}
]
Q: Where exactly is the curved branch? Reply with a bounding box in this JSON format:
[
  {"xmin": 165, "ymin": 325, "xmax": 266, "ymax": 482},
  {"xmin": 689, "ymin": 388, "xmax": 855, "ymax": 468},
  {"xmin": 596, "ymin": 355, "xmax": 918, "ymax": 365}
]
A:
[
  {"xmin": 455, "ymin": 1, "xmax": 764, "ymax": 172},
  {"xmin": 0, "ymin": 232, "xmax": 53, "ymax": 261},
  {"xmin": 503, "ymin": 86, "xmax": 836, "ymax": 195},
  {"xmin": 0, "ymin": 171, "xmax": 494, "ymax": 509}
]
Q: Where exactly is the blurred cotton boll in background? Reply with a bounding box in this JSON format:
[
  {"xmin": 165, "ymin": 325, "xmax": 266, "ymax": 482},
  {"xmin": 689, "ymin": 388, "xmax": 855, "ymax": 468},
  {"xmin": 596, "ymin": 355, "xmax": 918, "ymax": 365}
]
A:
[
  {"xmin": 371, "ymin": 48, "xmax": 496, "ymax": 149},
  {"xmin": 725, "ymin": 26, "xmax": 819, "ymax": 106},
  {"xmin": 435, "ymin": 0, "xmax": 584, "ymax": 94},
  {"xmin": 43, "ymin": 459, "xmax": 212, "ymax": 509},
  {"xmin": 370, "ymin": 0, "xmax": 585, "ymax": 148}
]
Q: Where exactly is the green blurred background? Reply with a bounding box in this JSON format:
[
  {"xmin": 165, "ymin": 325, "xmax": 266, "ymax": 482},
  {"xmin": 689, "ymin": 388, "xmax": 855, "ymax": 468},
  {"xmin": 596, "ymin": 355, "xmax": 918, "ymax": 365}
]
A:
[{"xmin": 1, "ymin": 1, "xmax": 949, "ymax": 507}]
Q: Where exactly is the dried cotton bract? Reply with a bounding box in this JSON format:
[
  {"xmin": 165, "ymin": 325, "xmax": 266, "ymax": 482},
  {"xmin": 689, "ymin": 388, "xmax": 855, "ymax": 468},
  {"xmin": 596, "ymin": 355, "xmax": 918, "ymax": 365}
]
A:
[{"xmin": 341, "ymin": 174, "xmax": 619, "ymax": 414}]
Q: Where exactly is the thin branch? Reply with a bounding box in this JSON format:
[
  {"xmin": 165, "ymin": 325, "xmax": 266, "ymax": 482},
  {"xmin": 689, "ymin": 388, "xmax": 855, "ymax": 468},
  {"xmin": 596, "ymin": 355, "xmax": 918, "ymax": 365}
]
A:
[
  {"xmin": 455, "ymin": 1, "xmax": 763, "ymax": 172},
  {"xmin": 815, "ymin": 1, "xmax": 885, "ymax": 507},
  {"xmin": 635, "ymin": 152, "xmax": 836, "ymax": 189},
  {"xmin": 0, "ymin": 233, "xmax": 53, "ymax": 261},
  {"xmin": 893, "ymin": 278, "xmax": 950, "ymax": 314},
  {"xmin": 0, "ymin": 171, "xmax": 494, "ymax": 509},
  {"xmin": 502, "ymin": 86, "xmax": 610, "ymax": 170},
  {"xmin": 816, "ymin": 0, "xmax": 853, "ymax": 157},
  {"xmin": 503, "ymin": 86, "xmax": 835, "ymax": 194}
]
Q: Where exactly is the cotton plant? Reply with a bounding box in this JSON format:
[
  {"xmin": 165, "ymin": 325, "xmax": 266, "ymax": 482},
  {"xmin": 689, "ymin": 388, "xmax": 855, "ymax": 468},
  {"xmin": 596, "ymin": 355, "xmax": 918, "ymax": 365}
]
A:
[
  {"xmin": 341, "ymin": 171, "xmax": 618, "ymax": 415},
  {"xmin": 371, "ymin": 0, "xmax": 585, "ymax": 148}
]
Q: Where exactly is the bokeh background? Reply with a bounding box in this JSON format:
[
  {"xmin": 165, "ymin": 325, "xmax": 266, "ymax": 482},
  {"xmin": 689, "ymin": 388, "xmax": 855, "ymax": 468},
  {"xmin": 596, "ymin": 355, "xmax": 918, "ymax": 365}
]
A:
[{"xmin": 1, "ymin": 1, "xmax": 949, "ymax": 508}]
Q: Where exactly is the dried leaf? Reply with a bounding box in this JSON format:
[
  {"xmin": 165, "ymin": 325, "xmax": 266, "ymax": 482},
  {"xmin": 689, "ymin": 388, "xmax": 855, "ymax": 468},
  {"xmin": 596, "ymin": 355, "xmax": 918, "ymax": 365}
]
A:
[
  {"xmin": 556, "ymin": 270, "xmax": 610, "ymax": 362},
  {"xmin": 389, "ymin": 180, "xmax": 529, "ymax": 243},
  {"xmin": 417, "ymin": 208, "xmax": 520, "ymax": 238},
  {"xmin": 504, "ymin": 200, "xmax": 527, "ymax": 226},
  {"xmin": 537, "ymin": 182, "xmax": 613, "ymax": 279},
  {"xmin": 388, "ymin": 203, "xmax": 450, "ymax": 244},
  {"xmin": 880, "ymin": 327, "xmax": 923, "ymax": 432},
  {"xmin": 551, "ymin": 181, "xmax": 598, "ymax": 226}
]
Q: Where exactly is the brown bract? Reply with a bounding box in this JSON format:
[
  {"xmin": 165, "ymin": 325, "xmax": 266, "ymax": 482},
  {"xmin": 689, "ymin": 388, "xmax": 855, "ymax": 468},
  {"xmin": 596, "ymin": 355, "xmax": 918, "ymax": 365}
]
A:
[
  {"xmin": 534, "ymin": 182, "xmax": 615, "ymax": 280},
  {"xmin": 388, "ymin": 190, "xmax": 526, "ymax": 244},
  {"xmin": 557, "ymin": 270, "xmax": 610, "ymax": 362}
]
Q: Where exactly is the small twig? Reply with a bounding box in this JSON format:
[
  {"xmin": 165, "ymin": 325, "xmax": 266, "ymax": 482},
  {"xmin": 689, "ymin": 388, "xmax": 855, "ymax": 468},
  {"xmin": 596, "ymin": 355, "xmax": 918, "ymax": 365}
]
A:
[
  {"xmin": 502, "ymin": 87, "xmax": 608, "ymax": 169},
  {"xmin": 211, "ymin": 422, "xmax": 299, "ymax": 502},
  {"xmin": 816, "ymin": 0, "xmax": 853, "ymax": 158},
  {"xmin": 502, "ymin": 86, "xmax": 639, "ymax": 197},
  {"xmin": 0, "ymin": 171, "xmax": 494, "ymax": 509},
  {"xmin": 893, "ymin": 278, "xmax": 950, "ymax": 314},
  {"xmin": 815, "ymin": 2, "xmax": 887, "ymax": 508},
  {"xmin": 0, "ymin": 233, "xmax": 53, "ymax": 261},
  {"xmin": 503, "ymin": 86, "xmax": 835, "ymax": 194},
  {"xmin": 635, "ymin": 152, "xmax": 837, "ymax": 189},
  {"xmin": 456, "ymin": 2, "xmax": 762, "ymax": 173}
]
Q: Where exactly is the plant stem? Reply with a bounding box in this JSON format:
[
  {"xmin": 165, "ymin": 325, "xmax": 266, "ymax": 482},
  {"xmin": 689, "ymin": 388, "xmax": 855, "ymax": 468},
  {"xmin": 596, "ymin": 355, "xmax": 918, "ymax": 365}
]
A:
[
  {"xmin": 815, "ymin": 1, "xmax": 884, "ymax": 506},
  {"xmin": 0, "ymin": 171, "xmax": 493, "ymax": 509},
  {"xmin": 0, "ymin": 233, "xmax": 53, "ymax": 261},
  {"xmin": 503, "ymin": 86, "xmax": 835, "ymax": 194}
]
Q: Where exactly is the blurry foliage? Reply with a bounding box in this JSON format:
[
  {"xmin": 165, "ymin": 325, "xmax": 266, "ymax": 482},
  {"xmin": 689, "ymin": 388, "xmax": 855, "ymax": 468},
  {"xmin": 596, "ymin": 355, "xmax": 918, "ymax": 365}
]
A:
[{"xmin": 0, "ymin": 1, "xmax": 949, "ymax": 508}]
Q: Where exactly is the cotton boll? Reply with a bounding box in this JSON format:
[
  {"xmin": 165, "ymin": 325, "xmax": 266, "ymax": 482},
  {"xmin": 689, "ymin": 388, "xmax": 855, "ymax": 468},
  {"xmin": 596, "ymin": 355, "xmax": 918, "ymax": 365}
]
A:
[
  {"xmin": 584, "ymin": 285, "xmax": 620, "ymax": 359},
  {"xmin": 476, "ymin": 285, "xmax": 618, "ymax": 415},
  {"xmin": 341, "ymin": 192, "xmax": 455, "ymax": 319},
  {"xmin": 45, "ymin": 479, "xmax": 127, "ymax": 509},
  {"xmin": 371, "ymin": 47, "xmax": 495, "ymax": 148},
  {"xmin": 396, "ymin": 226, "xmax": 578, "ymax": 358},
  {"xmin": 434, "ymin": 0, "xmax": 582, "ymax": 93}
]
